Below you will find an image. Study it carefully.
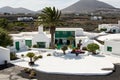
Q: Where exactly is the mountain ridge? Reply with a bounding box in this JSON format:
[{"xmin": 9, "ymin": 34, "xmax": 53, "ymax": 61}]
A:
[{"xmin": 62, "ymin": 0, "xmax": 119, "ymax": 14}]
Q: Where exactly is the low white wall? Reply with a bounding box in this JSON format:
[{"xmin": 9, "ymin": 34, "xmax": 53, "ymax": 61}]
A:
[{"xmin": 0, "ymin": 47, "xmax": 10, "ymax": 65}]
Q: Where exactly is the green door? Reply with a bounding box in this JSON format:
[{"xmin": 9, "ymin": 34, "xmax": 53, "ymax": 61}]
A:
[
  {"xmin": 37, "ymin": 42, "xmax": 46, "ymax": 48},
  {"xmin": 25, "ymin": 40, "xmax": 32, "ymax": 48},
  {"xmin": 15, "ymin": 42, "xmax": 20, "ymax": 51}
]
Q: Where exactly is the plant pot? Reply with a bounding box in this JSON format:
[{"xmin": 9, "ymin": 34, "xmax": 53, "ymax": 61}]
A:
[{"xmin": 29, "ymin": 62, "xmax": 34, "ymax": 66}]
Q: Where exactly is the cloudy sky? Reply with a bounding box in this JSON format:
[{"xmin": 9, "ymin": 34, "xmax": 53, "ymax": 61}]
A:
[{"xmin": 0, "ymin": 0, "xmax": 120, "ymax": 11}]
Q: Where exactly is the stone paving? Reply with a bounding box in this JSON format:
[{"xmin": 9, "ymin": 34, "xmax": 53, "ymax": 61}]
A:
[{"xmin": 0, "ymin": 65, "xmax": 37, "ymax": 80}]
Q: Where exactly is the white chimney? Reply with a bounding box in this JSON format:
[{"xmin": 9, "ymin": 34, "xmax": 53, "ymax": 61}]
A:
[{"xmin": 38, "ymin": 25, "xmax": 43, "ymax": 33}]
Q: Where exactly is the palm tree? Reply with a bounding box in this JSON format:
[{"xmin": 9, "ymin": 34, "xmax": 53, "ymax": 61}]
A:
[
  {"xmin": 61, "ymin": 45, "xmax": 68, "ymax": 55},
  {"xmin": 38, "ymin": 7, "xmax": 61, "ymax": 49},
  {"xmin": 68, "ymin": 37, "xmax": 75, "ymax": 46},
  {"xmin": 26, "ymin": 52, "xmax": 35, "ymax": 62}
]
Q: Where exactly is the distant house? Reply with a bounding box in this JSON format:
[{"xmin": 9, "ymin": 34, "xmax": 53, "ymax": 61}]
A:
[
  {"xmin": 17, "ymin": 17, "xmax": 33, "ymax": 21},
  {"xmin": 98, "ymin": 20, "xmax": 120, "ymax": 33},
  {"xmin": 0, "ymin": 47, "xmax": 10, "ymax": 65},
  {"xmin": 90, "ymin": 16, "xmax": 102, "ymax": 21}
]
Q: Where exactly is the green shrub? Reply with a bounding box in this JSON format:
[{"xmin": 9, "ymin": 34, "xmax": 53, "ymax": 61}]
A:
[
  {"xmin": 61, "ymin": 45, "xmax": 68, "ymax": 55},
  {"xmin": 29, "ymin": 70, "xmax": 36, "ymax": 79},
  {"xmin": 47, "ymin": 54, "xmax": 51, "ymax": 56},
  {"xmin": 38, "ymin": 55, "xmax": 43, "ymax": 58},
  {"xmin": 10, "ymin": 52, "xmax": 17, "ymax": 60},
  {"xmin": 82, "ymin": 47, "xmax": 87, "ymax": 50},
  {"xmin": 100, "ymin": 28, "xmax": 107, "ymax": 32},
  {"xmin": 33, "ymin": 44, "xmax": 39, "ymax": 48},
  {"xmin": 87, "ymin": 43, "xmax": 99, "ymax": 54},
  {"xmin": 24, "ymin": 68, "xmax": 31, "ymax": 74}
]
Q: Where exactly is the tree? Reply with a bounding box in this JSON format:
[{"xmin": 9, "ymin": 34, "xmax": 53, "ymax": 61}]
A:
[
  {"xmin": 0, "ymin": 18, "xmax": 9, "ymax": 29},
  {"xmin": 68, "ymin": 37, "xmax": 74, "ymax": 46},
  {"xmin": 26, "ymin": 52, "xmax": 35, "ymax": 63},
  {"xmin": 87, "ymin": 43, "xmax": 99, "ymax": 55},
  {"xmin": 38, "ymin": 7, "xmax": 61, "ymax": 49},
  {"xmin": 0, "ymin": 28, "xmax": 13, "ymax": 47},
  {"xmin": 26, "ymin": 52, "xmax": 41, "ymax": 66},
  {"xmin": 61, "ymin": 45, "xmax": 68, "ymax": 55}
]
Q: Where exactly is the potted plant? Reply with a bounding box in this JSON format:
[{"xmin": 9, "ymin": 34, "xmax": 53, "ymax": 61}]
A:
[
  {"xmin": 61, "ymin": 45, "xmax": 68, "ymax": 55},
  {"xmin": 26, "ymin": 52, "xmax": 35, "ymax": 66},
  {"xmin": 87, "ymin": 43, "xmax": 99, "ymax": 55}
]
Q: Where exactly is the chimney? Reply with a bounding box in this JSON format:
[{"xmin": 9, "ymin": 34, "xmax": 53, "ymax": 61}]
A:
[{"xmin": 38, "ymin": 25, "xmax": 43, "ymax": 33}]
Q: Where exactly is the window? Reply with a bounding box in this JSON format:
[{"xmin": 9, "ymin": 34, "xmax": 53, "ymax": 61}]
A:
[{"xmin": 107, "ymin": 46, "xmax": 112, "ymax": 52}]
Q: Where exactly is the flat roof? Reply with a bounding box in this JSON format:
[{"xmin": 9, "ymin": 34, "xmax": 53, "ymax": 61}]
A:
[{"xmin": 56, "ymin": 28, "xmax": 83, "ymax": 31}]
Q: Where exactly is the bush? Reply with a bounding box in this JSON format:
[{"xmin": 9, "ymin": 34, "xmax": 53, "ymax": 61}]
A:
[
  {"xmin": 38, "ymin": 55, "xmax": 43, "ymax": 58},
  {"xmin": 61, "ymin": 45, "xmax": 68, "ymax": 55},
  {"xmin": 71, "ymin": 48, "xmax": 76, "ymax": 53},
  {"xmin": 87, "ymin": 43, "xmax": 99, "ymax": 54},
  {"xmin": 10, "ymin": 52, "xmax": 17, "ymax": 60},
  {"xmin": 47, "ymin": 54, "xmax": 51, "ymax": 56},
  {"xmin": 100, "ymin": 28, "xmax": 107, "ymax": 32},
  {"xmin": 33, "ymin": 44, "xmax": 39, "ymax": 48},
  {"xmin": 24, "ymin": 68, "xmax": 31, "ymax": 74},
  {"xmin": 29, "ymin": 70, "xmax": 36, "ymax": 79},
  {"xmin": 82, "ymin": 47, "xmax": 87, "ymax": 50}
]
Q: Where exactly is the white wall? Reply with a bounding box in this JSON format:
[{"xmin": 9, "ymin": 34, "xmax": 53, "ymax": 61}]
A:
[
  {"xmin": 0, "ymin": 47, "xmax": 10, "ymax": 65},
  {"xmin": 75, "ymin": 29, "xmax": 84, "ymax": 36},
  {"xmin": 13, "ymin": 39, "xmax": 27, "ymax": 51},
  {"xmin": 32, "ymin": 33, "xmax": 50, "ymax": 48},
  {"xmin": 104, "ymin": 40, "xmax": 120, "ymax": 55}
]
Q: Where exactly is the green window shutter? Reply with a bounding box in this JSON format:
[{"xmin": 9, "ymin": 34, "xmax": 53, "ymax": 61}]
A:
[
  {"xmin": 107, "ymin": 46, "xmax": 112, "ymax": 52},
  {"xmin": 37, "ymin": 42, "xmax": 46, "ymax": 48},
  {"xmin": 15, "ymin": 42, "xmax": 20, "ymax": 51},
  {"xmin": 25, "ymin": 40, "xmax": 32, "ymax": 47},
  {"xmin": 55, "ymin": 31, "xmax": 75, "ymax": 38}
]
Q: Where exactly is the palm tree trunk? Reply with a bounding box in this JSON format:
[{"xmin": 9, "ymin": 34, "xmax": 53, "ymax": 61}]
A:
[
  {"xmin": 30, "ymin": 58, "xmax": 32, "ymax": 62},
  {"xmin": 50, "ymin": 26, "xmax": 55, "ymax": 49}
]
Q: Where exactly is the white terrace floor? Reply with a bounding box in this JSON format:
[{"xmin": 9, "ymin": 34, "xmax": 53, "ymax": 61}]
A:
[{"xmin": 11, "ymin": 50, "xmax": 116, "ymax": 75}]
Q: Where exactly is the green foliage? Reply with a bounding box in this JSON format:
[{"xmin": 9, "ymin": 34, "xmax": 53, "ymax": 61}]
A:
[
  {"xmin": 21, "ymin": 54, "xmax": 24, "ymax": 57},
  {"xmin": 33, "ymin": 44, "xmax": 39, "ymax": 48},
  {"xmin": 87, "ymin": 43, "xmax": 99, "ymax": 54},
  {"xmin": 26, "ymin": 52, "xmax": 35, "ymax": 58},
  {"xmin": 26, "ymin": 52, "xmax": 42, "ymax": 63},
  {"xmin": 82, "ymin": 47, "xmax": 87, "ymax": 50},
  {"xmin": 0, "ymin": 18, "xmax": 9, "ymax": 29},
  {"xmin": 33, "ymin": 56, "xmax": 40, "ymax": 62},
  {"xmin": 61, "ymin": 45, "xmax": 68, "ymax": 55},
  {"xmin": 38, "ymin": 7, "xmax": 61, "ymax": 27},
  {"xmin": 100, "ymin": 28, "xmax": 107, "ymax": 32},
  {"xmin": 10, "ymin": 52, "xmax": 17, "ymax": 60},
  {"xmin": 37, "ymin": 55, "xmax": 43, "ymax": 58},
  {"xmin": 47, "ymin": 54, "xmax": 51, "ymax": 56},
  {"xmin": 0, "ymin": 28, "xmax": 13, "ymax": 47},
  {"xmin": 67, "ymin": 37, "xmax": 75, "ymax": 45},
  {"xmin": 26, "ymin": 52, "xmax": 35, "ymax": 62}
]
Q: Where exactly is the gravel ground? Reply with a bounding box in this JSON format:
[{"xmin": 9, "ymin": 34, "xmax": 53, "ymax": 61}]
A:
[{"xmin": 0, "ymin": 64, "xmax": 120, "ymax": 80}]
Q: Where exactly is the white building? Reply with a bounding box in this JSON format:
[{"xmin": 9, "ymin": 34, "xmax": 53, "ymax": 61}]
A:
[
  {"xmin": 98, "ymin": 20, "xmax": 120, "ymax": 33},
  {"xmin": 9, "ymin": 26, "xmax": 50, "ymax": 52},
  {"xmin": 17, "ymin": 17, "xmax": 33, "ymax": 21},
  {"xmin": 0, "ymin": 47, "xmax": 10, "ymax": 65},
  {"xmin": 104, "ymin": 39, "xmax": 120, "ymax": 56},
  {"xmin": 9, "ymin": 26, "xmax": 96, "ymax": 51},
  {"xmin": 91, "ymin": 16, "xmax": 102, "ymax": 21}
]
